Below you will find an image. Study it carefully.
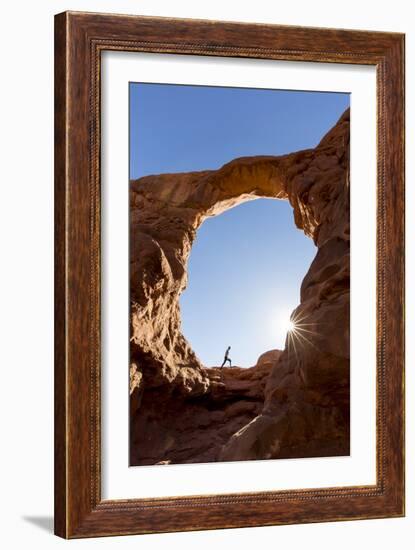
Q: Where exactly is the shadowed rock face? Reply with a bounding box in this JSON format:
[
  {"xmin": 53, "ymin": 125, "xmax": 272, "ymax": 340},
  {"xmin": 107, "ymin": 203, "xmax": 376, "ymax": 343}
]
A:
[
  {"xmin": 130, "ymin": 356, "xmax": 281, "ymax": 465},
  {"xmin": 130, "ymin": 109, "xmax": 350, "ymax": 465}
]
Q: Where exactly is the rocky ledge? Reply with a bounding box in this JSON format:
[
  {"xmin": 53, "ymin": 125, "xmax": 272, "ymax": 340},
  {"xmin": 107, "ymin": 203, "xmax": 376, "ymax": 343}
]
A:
[{"xmin": 130, "ymin": 351, "xmax": 282, "ymax": 465}]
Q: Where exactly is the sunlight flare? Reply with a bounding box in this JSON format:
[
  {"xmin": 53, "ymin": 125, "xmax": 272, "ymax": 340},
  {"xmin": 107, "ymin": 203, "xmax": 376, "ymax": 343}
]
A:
[
  {"xmin": 286, "ymin": 319, "xmax": 296, "ymax": 332},
  {"xmin": 276, "ymin": 310, "xmax": 297, "ymax": 340}
]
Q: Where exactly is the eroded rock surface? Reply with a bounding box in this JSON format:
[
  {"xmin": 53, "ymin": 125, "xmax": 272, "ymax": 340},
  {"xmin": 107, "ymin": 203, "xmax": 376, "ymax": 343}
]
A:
[
  {"xmin": 130, "ymin": 354, "xmax": 281, "ymax": 465},
  {"xmin": 130, "ymin": 109, "xmax": 350, "ymax": 465}
]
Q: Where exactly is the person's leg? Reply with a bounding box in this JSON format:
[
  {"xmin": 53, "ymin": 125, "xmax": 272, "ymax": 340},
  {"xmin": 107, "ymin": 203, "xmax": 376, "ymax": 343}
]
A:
[{"xmin": 220, "ymin": 359, "xmax": 226, "ymax": 369}]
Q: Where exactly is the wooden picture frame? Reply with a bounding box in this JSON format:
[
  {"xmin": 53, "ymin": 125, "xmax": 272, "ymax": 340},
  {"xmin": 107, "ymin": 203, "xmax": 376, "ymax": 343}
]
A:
[{"xmin": 54, "ymin": 11, "xmax": 405, "ymax": 538}]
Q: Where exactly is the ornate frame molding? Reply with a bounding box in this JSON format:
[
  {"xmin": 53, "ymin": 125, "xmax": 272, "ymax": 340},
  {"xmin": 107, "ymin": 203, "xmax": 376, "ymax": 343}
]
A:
[{"xmin": 55, "ymin": 11, "xmax": 405, "ymax": 538}]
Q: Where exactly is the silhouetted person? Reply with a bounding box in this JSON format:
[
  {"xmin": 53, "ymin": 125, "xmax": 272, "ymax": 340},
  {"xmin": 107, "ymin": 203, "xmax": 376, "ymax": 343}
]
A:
[{"xmin": 221, "ymin": 346, "xmax": 232, "ymax": 369}]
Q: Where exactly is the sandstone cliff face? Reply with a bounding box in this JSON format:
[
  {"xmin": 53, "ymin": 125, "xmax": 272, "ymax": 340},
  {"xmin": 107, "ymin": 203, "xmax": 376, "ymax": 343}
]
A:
[{"xmin": 130, "ymin": 109, "xmax": 350, "ymax": 465}]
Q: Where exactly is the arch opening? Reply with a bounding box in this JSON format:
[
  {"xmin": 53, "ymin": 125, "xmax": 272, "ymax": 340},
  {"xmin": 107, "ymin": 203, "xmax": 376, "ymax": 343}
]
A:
[{"xmin": 179, "ymin": 197, "xmax": 316, "ymax": 368}]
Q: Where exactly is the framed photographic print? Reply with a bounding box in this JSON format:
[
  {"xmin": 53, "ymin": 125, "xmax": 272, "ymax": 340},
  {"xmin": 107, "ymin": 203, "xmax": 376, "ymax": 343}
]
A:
[{"xmin": 54, "ymin": 11, "xmax": 405, "ymax": 538}]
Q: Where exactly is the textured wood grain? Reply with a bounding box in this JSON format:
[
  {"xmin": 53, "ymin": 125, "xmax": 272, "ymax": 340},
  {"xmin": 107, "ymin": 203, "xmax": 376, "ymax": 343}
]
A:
[
  {"xmin": 54, "ymin": 11, "xmax": 67, "ymax": 538},
  {"xmin": 54, "ymin": 11, "xmax": 405, "ymax": 539}
]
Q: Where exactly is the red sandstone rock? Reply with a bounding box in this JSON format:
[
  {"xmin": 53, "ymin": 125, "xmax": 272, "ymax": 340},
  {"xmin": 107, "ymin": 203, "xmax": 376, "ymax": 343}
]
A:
[
  {"xmin": 129, "ymin": 109, "xmax": 350, "ymax": 465},
  {"xmin": 130, "ymin": 358, "xmax": 279, "ymax": 465}
]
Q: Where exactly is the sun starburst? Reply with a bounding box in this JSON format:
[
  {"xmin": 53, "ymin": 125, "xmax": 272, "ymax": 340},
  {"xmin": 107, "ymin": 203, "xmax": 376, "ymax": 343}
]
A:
[{"xmin": 284, "ymin": 310, "xmax": 322, "ymax": 356}]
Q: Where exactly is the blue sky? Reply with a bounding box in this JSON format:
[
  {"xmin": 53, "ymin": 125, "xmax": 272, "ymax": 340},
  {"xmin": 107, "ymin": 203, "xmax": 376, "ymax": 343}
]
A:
[{"xmin": 130, "ymin": 83, "xmax": 349, "ymax": 366}]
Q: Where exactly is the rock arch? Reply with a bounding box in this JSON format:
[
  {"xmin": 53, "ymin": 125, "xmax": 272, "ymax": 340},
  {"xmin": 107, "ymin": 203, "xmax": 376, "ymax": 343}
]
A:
[{"xmin": 130, "ymin": 109, "xmax": 350, "ymax": 464}]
